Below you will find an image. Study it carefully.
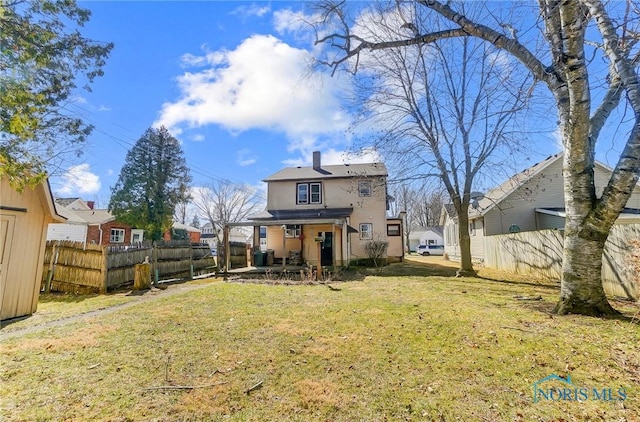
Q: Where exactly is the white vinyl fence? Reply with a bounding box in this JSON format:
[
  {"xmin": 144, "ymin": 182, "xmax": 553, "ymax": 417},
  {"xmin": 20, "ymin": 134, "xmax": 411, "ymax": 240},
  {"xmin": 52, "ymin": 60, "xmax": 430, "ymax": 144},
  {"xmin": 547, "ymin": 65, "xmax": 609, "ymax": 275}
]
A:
[{"xmin": 484, "ymin": 224, "xmax": 640, "ymax": 300}]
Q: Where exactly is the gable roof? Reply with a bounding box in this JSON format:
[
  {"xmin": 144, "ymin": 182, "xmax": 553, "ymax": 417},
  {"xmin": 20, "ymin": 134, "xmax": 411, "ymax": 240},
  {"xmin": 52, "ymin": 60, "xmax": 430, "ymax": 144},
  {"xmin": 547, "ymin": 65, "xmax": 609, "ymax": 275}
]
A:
[
  {"xmin": 470, "ymin": 153, "xmax": 563, "ymax": 218},
  {"xmin": 264, "ymin": 162, "xmax": 387, "ymax": 182}
]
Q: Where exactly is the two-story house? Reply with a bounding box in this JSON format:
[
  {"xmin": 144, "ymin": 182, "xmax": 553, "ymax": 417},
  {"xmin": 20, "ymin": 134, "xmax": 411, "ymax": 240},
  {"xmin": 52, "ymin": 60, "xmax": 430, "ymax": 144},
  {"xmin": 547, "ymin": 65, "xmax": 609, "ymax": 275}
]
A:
[{"xmin": 235, "ymin": 151, "xmax": 403, "ymax": 268}]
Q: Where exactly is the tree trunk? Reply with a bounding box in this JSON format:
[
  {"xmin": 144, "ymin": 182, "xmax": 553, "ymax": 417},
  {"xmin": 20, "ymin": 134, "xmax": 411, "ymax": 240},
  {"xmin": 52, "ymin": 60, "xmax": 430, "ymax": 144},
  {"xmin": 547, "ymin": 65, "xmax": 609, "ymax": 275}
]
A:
[
  {"xmin": 555, "ymin": 231, "xmax": 618, "ymax": 316},
  {"xmin": 456, "ymin": 210, "xmax": 476, "ymax": 277}
]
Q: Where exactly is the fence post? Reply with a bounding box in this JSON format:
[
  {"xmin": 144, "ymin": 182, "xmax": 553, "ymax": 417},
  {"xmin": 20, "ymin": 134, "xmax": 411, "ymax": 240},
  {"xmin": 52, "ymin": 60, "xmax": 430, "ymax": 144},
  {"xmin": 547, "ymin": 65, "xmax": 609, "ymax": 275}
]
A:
[
  {"xmin": 100, "ymin": 246, "xmax": 108, "ymax": 294},
  {"xmin": 44, "ymin": 241, "xmax": 58, "ymax": 293},
  {"xmin": 152, "ymin": 241, "xmax": 159, "ymax": 285}
]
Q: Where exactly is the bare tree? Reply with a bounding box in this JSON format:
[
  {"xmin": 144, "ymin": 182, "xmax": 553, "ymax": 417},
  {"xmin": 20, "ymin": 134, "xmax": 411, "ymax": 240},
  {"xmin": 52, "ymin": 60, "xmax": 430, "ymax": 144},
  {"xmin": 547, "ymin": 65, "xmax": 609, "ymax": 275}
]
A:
[
  {"xmin": 191, "ymin": 181, "xmax": 261, "ymax": 241},
  {"xmin": 313, "ymin": 1, "xmax": 640, "ymax": 315},
  {"xmin": 174, "ymin": 200, "xmax": 190, "ymax": 225},
  {"xmin": 315, "ymin": 3, "xmax": 531, "ymax": 276},
  {"xmin": 390, "ymin": 182, "xmax": 445, "ymax": 252}
]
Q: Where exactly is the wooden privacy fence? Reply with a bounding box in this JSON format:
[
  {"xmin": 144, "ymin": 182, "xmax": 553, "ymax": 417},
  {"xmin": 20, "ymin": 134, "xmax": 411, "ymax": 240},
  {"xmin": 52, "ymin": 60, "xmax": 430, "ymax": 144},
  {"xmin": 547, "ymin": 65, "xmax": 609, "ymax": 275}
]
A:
[
  {"xmin": 42, "ymin": 240, "xmax": 216, "ymax": 294},
  {"xmin": 483, "ymin": 224, "xmax": 640, "ymax": 300}
]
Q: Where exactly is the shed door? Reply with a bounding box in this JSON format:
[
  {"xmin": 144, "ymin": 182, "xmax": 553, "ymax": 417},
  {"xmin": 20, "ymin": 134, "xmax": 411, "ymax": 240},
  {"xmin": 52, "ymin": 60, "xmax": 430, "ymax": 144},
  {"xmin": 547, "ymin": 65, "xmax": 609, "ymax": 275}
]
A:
[{"xmin": 0, "ymin": 215, "xmax": 16, "ymax": 313}]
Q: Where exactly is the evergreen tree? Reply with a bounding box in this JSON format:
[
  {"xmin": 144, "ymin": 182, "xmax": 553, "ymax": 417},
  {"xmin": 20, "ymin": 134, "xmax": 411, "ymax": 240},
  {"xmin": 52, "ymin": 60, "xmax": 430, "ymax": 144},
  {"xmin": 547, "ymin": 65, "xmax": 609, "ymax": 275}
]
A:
[
  {"xmin": 109, "ymin": 127, "xmax": 191, "ymax": 241},
  {"xmin": 191, "ymin": 214, "xmax": 201, "ymax": 229},
  {"xmin": 1, "ymin": 0, "xmax": 113, "ymax": 190}
]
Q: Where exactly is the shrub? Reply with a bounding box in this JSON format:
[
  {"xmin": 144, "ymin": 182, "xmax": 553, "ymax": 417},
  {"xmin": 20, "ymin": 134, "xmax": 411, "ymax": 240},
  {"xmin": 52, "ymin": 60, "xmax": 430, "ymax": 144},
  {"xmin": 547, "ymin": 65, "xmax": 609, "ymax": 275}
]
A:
[{"xmin": 364, "ymin": 239, "xmax": 389, "ymax": 269}]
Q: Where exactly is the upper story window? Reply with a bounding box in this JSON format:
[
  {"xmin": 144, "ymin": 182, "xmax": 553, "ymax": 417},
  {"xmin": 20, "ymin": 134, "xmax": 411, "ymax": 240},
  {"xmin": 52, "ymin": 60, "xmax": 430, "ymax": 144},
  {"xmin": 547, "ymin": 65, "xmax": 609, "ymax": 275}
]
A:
[
  {"xmin": 297, "ymin": 182, "xmax": 322, "ymax": 204},
  {"xmin": 358, "ymin": 180, "xmax": 372, "ymax": 197},
  {"xmin": 110, "ymin": 228, "xmax": 125, "ymax": 243}
]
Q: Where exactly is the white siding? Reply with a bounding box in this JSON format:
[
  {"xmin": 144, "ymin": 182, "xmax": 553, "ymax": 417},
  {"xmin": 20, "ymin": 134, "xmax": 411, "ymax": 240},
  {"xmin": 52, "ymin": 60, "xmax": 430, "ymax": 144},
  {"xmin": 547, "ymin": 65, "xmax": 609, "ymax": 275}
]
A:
[{"xmin": 47, "ymin": 223, "xmax": 87, "ymax": 243}]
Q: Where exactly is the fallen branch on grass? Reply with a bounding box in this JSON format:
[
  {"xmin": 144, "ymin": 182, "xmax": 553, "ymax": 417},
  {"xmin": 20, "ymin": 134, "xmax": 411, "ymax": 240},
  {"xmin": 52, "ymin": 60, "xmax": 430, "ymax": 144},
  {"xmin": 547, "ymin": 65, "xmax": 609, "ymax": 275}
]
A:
[
  {"xmin": 245, "ymin": 380, "xmax": 263, "ymax": 394},
  {"xmin": 142, "ymin": 381, "xmax": 227, "ymax": 391},
  {"xmin": 513, "ymin": 295, "xmax": 542, "ymax": 301},
  {"xmin": 323, "ymin": 283, "xmax": 341, "ymax": 291}
]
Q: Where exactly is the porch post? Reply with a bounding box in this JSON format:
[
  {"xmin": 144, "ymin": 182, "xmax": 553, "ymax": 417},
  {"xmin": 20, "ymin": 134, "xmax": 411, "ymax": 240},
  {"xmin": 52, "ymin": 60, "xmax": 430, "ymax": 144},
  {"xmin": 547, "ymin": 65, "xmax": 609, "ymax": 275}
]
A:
[
  {"xmin": 281, "ymin": 224, "xmax": 286, "ymax": 269},
  {"xmin": 224, "ymin": 225, "xmax": 230, "ymax": 271},
  {"xmin": 332, "ymin": 223, "xmax": 336, "ymax": 268}
]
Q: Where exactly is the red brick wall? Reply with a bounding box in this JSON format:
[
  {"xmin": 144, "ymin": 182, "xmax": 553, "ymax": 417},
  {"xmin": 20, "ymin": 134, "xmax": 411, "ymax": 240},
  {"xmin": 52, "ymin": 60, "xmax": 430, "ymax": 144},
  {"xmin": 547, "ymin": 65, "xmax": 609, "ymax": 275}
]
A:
[
  {"xmin": 86, "ymin": 222, "xmax": 133, "ymax": 245},
  {"xmin": 162, "ymin": 229, "xmax": 201, "ymax": 243}
]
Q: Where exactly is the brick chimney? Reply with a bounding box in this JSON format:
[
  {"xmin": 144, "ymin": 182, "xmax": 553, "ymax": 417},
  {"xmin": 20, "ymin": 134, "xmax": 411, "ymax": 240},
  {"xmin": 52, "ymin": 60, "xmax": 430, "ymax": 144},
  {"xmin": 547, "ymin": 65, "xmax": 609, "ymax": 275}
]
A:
[
  {"xmin": 86, "ymin": 201, "xmax": 95, "ymax": 210},
  {"xmin": 313, "ymin": 151, "xmax": 321, "ymax": 170}
]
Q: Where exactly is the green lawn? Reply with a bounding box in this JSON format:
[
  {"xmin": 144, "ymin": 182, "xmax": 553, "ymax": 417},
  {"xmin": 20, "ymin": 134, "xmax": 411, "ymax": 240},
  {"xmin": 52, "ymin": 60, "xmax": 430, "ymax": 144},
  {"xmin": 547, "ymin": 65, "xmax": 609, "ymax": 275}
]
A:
[{"xmin": 1, "ymin": 258, "xmax": 638, "ymax": 421}]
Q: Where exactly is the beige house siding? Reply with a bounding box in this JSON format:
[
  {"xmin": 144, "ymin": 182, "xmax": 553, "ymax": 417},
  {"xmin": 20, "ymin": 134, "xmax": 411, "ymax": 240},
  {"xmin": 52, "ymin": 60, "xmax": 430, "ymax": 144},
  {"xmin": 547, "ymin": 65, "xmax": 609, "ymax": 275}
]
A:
[
  {"xmin": 265, "ymin": 176, "xmax": 388, "ymax": 264},
  {"xmin": 1, "ymin": 180, "xmax": 60, "ymax": 320}
]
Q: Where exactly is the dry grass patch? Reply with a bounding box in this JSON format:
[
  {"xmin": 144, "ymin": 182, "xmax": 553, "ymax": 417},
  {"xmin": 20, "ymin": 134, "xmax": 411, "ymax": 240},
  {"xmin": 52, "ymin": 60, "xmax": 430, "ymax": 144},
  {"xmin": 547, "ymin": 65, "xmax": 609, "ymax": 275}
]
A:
[{"xmin": 1, "ymin": 261, "xmax": 639, "ymax": 421}]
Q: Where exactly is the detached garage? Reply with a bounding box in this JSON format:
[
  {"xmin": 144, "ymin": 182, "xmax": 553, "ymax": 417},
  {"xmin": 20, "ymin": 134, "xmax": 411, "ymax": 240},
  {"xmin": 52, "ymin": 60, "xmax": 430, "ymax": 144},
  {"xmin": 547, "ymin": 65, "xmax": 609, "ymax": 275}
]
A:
[{"xmin": 1, "ymin": 178, "xmax": 64, "ymax": 320}]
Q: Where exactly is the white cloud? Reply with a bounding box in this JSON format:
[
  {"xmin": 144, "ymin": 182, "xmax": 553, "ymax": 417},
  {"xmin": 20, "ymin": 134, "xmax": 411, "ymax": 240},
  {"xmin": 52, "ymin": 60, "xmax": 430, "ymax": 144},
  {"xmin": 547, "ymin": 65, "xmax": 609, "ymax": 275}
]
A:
[
  {"xmin": 237, "ymin": 148, "xmax": 258, "ymax": 167},
  {"xmin": 57, "ymin": 164, "xmax": 101, "ymax": 195},
  {"xmin": 273, "ymin": 9, "xmax": 316, "ymax": 36},
  {"xmin": 97, "ymin": 105, "xmax": 111, "ymax": 112},
  {"xmin": 192, "ymin": 133, "xmax": 205, "ymax": 142},
  {"xmin": 231, "ymin": 3, "xmax": 270, "ymax": 18},
  {"xmin": 155, "ymin": 34, "xmax": 350, "ymax": 146}
]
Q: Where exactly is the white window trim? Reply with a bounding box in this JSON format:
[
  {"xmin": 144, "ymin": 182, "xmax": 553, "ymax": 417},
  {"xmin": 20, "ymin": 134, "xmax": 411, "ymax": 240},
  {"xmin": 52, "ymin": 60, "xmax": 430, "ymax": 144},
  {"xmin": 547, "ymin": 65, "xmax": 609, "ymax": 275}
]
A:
[
  {"xmin": 359, "ymin": 223, "xmax": 373, "ymax": 240},
  {"xmin": 285, "ymin": 224, "xmax": 301, "ymax": 238},
  {"xmin": 358, "ymin": 180, "xmax": 372, "ymax": 197},
  {"xmin": 310, "ymin": 182, "xmax": 322, "ymax": 204},
  {"xmin": 110, "ymin": 228, "xmax": 125, "ymax": 243},
  {"xmin": 297, "ymin": 183, "xmax": 309, "ymax": 204}
]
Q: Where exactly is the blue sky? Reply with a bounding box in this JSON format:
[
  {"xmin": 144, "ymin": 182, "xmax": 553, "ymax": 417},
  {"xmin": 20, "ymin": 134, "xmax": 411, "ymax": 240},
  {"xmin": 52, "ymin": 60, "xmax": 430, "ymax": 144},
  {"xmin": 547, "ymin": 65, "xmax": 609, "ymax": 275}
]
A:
[
  {"xmin": 50, "ymin": 1, "xmax": 629, "ymax": 207},
  {"xmin": 51, "ymin": 1, "xmax": 374, "ymax": 205}
]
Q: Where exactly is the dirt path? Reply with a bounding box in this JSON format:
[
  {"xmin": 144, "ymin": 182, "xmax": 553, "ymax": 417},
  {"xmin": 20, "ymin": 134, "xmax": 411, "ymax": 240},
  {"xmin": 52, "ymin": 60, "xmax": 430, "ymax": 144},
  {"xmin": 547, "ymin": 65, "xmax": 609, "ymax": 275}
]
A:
[{"xmin": 0, "ymin": 281, "xmax": 217, "ymax": 342}]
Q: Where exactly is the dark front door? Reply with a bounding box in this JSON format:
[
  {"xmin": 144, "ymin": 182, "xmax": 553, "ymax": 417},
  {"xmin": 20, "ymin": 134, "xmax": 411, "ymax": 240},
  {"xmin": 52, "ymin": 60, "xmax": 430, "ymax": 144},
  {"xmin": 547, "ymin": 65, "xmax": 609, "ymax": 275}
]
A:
[{"xmin": 319, "ymin": 232, "xmax": 333, "ymax": 266}]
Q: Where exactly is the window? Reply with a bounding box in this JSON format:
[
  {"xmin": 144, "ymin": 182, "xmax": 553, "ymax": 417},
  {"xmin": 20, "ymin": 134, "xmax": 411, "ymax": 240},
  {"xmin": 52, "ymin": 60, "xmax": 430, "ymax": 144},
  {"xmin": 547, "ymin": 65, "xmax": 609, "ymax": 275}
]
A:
[
  {"xmin": 297, "ymin": 182, "xmax": 322, "ymax": 204},
  {"xmin": 310, "ymin": 183, "xmax": 322, "ymax": 203},
  {"xmin": 470, "ymin": 220, "xmax": 476, "ymax": 236},
  {"xmin": 359, "ymin": 180, "xmax": 371, "ymax": 197},
  {"xmin": 110, "ymin": 228, "xmax": 125, "ymax": 243},
  {"xmin": 428, "ymin": 239, "xmax": 436, "ymax": 245},
  {"xmin": 285, "ymin": 224, "xmax": 301, "ymax": 238},
  {"xmin": 359, "ymin": 223, "xmax": 373, "ymax": 240},
  {"xmin": 297, "ymin": 183, "xmax": 308, "ymax": 204},
  {"xmin": 259, "ymin": 226, "xmax": 267, "ymax": 238},
  {"xmin": 387, "ymin": 224, "xmax": 400, "ymax": 236}
]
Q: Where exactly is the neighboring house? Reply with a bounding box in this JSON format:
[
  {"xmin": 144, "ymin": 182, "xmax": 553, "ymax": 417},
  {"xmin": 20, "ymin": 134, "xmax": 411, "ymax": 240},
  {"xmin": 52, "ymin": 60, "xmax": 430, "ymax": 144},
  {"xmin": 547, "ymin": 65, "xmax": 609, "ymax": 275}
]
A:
[
  {"xmin": 408, "ymin": 226, "xmax": 444, "ymax": 252},
  {"xmin": 164, "ymin": 222, "xmax": 201, "ymax": 243},
  {"xmin": 48, "ymin": 198, "xmax": 143, "ymax": 245},
  {"xmin": 1, "ymin": 178, "xmax": 64, "ymax": 320},
  {"xmin": 235, "ymin": 151, "xmax": 403, "ymax": 267},
  {"xmin": 200, "ymin": 222, "xmax": 250, "ymax": 250},
  {"xmin": 441, "ymin": 153, "xmax": 640, "ymax": 261}
]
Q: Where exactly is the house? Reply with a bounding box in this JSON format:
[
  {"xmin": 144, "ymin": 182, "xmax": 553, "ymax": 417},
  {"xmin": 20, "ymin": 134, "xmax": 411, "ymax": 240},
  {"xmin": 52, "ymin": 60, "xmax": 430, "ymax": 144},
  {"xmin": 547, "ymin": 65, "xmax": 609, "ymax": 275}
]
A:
[
  {"xmin": 408, "ymin": 226, "xmax": 443, "ymax": 252},
  {"xmin": 48, "ymin": 198, "xmax": 144, "ymax": 245},
  {"xmin": 200, "ymin": 222, "xmax": 250, "ymax": 251},
  {"xmin": 1, "ymin": 178, "xmax": 64, "ymax": 320},
  {"xmin": 230, "ymin": 151, "xmax": 403, "ymax": 268},
  {"xmin": 163, "ymin": 222, "xmax": 201, "ymax": 243},
  {"xmin": 441, "ymin": 153, "xmax": 640, "ymax": 261}
]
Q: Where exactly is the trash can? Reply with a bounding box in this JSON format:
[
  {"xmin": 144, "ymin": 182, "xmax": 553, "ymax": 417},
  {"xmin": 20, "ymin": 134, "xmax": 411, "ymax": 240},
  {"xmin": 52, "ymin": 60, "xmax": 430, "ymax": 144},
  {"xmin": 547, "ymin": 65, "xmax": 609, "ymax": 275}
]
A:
[
  {"xmin": 266, "ymin": 249, "xmax": 275, "ymax": 266},
  {"xmin": 254, "ymin": 251, "xmax": 265, "ymax": 266}
]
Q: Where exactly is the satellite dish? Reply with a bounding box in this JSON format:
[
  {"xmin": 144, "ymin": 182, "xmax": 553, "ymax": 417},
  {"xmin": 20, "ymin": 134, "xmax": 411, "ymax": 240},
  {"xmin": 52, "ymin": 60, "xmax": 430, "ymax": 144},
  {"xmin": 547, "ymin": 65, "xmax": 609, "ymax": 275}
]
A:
[
  {"xmin": 470, "ymin": 191, "xmax": 485, "ymax": 200},
  {"xmin": 471, "ymin": 199, "xmax": 479, "ymax": 209}
]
